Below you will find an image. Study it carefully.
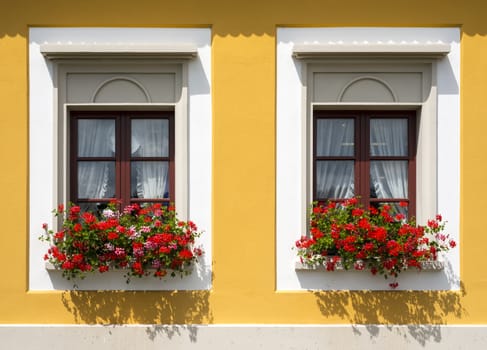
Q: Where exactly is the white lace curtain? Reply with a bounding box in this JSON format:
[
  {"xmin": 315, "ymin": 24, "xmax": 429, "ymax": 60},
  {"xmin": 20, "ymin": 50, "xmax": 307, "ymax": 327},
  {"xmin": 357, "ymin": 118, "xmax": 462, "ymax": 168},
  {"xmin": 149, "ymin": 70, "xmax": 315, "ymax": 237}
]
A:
[
  {"xmin": 315, "ymin": 118, "xmax": 408, "ymax": 202},
  {"xmin": 369, "ymin": 118, "xmax": 408, "ymax": 200},
  {"xmin": 315, "ymin": 119, "xmax": 355, "ymax": 199},
  {"xmin": 77, "ymin": 118, "xmax": 169, "ymax": 200},
  {"xmin": 131, "ymin": 119, "xmax": 169, "ymax": 199},
  {"xmin": 78, "ymin": 119, "xmax": 115, "ymax": 199}
]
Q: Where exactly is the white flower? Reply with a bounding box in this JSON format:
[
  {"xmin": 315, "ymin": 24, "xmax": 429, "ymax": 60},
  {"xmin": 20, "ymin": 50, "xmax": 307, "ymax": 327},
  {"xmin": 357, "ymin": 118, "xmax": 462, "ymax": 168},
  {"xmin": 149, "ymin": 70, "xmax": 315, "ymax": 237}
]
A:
[{"xmin": 102, "ymin": 208, "xmax": 115, "ymax": 218}]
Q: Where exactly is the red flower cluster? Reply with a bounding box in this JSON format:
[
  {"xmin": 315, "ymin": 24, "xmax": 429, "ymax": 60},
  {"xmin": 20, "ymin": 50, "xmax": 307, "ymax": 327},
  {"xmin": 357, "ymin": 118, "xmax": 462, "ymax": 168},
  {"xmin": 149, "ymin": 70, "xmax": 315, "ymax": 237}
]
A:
[
  {"xmin": 40, "ymin": 202, "xmax": 204, "ymax": 281},
  {"xmin": 296, "ymin": 198, "xmax": 456, "ymax": 284}
]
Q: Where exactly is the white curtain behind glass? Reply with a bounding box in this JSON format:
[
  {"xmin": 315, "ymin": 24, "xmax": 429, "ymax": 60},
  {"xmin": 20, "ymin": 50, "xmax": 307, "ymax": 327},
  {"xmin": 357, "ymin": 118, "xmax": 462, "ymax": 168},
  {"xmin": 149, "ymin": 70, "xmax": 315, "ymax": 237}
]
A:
[
  {"xmin": 131, "ymin": 119, "xmax": 169, "ymax": 199},
  {"xmin": 315, "ymin": 119, "xmax": 355, "ymax": 199},
  {"xmin": 78, "ymin": 119, "xmax": 115, "ymax": 199},
  {"xmin": 369, "ymin": 119, "xmax": 408, "ymax": 199}
]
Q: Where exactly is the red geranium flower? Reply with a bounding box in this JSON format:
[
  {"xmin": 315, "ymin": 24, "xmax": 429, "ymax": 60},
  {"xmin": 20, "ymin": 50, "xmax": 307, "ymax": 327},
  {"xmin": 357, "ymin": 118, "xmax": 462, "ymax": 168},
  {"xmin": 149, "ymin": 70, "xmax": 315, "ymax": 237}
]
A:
[
  {"xmin": 295, "ymin": 198, "xmax": 456, "ymax": 288},
  {"xmin": 179, "ymin": 249, "xmax": 193, "ymax": 259},
  {"xmin": 107, "ymin": 231, "xmax": 119, "ymax": 240},
  {"xmin": 39, "ymin": 202, "xmax": 203, "ymax": 282}
]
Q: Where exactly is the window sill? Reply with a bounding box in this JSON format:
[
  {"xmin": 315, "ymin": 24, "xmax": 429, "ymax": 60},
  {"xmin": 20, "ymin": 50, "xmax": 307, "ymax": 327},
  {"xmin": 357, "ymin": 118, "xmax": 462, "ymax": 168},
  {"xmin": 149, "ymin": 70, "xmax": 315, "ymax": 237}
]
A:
[
  {"xmin": 294, "ymin": 258, "xmax": 444, "ymax": 271},
  {"xmin": 44, "ymin": 261, "xmax": 194, "ymax": 274},
  {"xmin": 43, "ymin": 260, "xmax": 210, "ymax": 290}
]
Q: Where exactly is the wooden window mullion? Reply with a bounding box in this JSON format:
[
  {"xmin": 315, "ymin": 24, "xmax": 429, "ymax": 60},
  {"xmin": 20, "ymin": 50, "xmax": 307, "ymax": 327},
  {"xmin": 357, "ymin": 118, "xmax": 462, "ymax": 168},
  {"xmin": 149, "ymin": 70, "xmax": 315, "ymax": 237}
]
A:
[
  {"xmin": 118, "ymin": 114, "xmax": 130, "ymax": 209},
  {"xmin": 169, "ymin": 113, "xmax": 175, "ymax": 205},
  {"xmin": 312, "ymin": 116, "xmax": 319, "ymax": 201},
  {"xmin": 408, "ymin": 114, "xmax": 416, "ymax": 217},
  {"xmin": 69, "ymin": 115, "xmax": 78, "ymax": 205},
  {"xmin": 360, "ymin": 113, "xmax": 369, "ymax": 209}
]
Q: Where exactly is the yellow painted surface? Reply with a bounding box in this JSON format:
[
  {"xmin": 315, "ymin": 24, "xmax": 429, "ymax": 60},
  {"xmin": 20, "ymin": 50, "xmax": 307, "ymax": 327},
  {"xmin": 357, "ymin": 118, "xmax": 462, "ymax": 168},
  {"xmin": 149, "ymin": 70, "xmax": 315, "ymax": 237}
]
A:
[{"xmin": 1, "ymin": 0, "xmax": 487, "ymax": 324}]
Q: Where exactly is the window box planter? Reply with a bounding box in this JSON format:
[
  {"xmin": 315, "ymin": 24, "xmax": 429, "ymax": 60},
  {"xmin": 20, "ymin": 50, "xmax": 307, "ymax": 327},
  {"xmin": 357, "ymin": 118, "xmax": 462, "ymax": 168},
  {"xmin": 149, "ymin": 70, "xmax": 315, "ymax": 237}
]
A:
[
  {"xmin": 295, "ymin": 198, "xmax": 455, "ymax": 287},
  {"xmin": 294, "ymin": 256, "xmax": 444, "ymax": 271},
  {"xmin": 44, "ymin": 260, "xmax": 196, "ymax": 281},
  {"xmin": 40, "ymin": 203, "xmax": 204, "ymax": 282}
]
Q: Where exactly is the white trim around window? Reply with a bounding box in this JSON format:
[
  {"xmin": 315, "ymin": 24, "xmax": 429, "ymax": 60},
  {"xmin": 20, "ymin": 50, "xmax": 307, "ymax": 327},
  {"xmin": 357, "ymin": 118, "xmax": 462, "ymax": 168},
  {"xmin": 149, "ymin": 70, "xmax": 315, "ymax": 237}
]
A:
[
  {"xmin": 29, "ymin": 28, "xmax": 212, "ymax": 291},
  {"xmin": 276, "ymin": 27, "xmax": 460, "ymax": 291}
]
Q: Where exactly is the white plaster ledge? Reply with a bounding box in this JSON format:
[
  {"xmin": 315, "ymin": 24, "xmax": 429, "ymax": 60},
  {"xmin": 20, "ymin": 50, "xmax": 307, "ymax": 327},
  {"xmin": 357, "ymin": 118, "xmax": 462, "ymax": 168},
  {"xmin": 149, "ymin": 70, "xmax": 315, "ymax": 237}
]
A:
[
  {"xmin": 40, "ymin": 43, "xmax": 198, "ymax": 59},
  {"xmin": 295, "ymin": 258, "xmax": 444, "ymax": 271},
  {"xmin": 293, "ymin": 42, "xmax": 450, "ymax": 59},
  {"xmin": 44, "ymin": 261, "xmax": 194, "ymax": 274}
]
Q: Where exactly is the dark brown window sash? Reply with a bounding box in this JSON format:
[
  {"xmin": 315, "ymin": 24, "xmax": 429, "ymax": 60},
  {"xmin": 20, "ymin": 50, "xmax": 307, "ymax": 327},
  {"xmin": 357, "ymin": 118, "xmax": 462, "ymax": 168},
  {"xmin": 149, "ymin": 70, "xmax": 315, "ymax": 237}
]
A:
[
  {"xmin": 313, "ymin": 110, "xmax": 417, "ymax": 217},
  {"xmin": 70, "ymin": 110, "xmax": 175, "ymax": 210}
]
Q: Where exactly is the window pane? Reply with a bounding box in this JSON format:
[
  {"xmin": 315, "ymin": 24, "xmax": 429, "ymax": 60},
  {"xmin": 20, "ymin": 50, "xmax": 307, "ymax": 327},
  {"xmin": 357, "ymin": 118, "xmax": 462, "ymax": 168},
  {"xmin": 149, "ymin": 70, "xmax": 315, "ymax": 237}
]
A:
[
  {"xmin": 316, "ymin": 119, "xmax": 354, "ymax": 156},
  {"xmin": 78, "ymin": 119, "xmax": 115, "ymax": 157},
  {"xmin": 78, "ymin": 161, "xmax": 116, "ymax": 199},
  {"xmin": 370, "ymin": 160, "xmax": 408, "ymax": 199},
  {"xmin": 131, "ymin": 161, "xmax": 169, "ymax": 199},
  {"xmin": 370, "ymin": 118, "xmax": 408, "ymax": 156},
  {"xmin": 131, "ymin": 119, "xmax": 169, "ymax": 157},
  {"xmin": 316, "ymin": 160, "xmax": 354, "ymax": 199}
]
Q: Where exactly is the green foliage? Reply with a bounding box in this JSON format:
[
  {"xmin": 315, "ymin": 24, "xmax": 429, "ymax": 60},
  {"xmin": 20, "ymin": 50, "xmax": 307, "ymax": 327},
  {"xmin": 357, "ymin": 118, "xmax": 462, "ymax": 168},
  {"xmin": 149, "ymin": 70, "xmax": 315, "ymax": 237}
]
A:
[
  {"xmin": 40, "ymin": 202, "xmax": 204, "ymax": 282},
  {"xmin": 295, "ymin": 198, "xmax": 455, "ymax": 286}
]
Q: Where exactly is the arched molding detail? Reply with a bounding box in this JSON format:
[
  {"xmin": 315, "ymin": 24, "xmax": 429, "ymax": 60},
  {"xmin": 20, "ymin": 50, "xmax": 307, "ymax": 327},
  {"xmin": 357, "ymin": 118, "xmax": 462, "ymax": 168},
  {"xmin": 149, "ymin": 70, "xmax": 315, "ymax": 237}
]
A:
[
  {"xmin": 338, "ymin": 76, "xmax": 398, "ymax": 102},
  {"xmin": 91, "ymin": 76, "xmax": 152, "ymax": 103}
]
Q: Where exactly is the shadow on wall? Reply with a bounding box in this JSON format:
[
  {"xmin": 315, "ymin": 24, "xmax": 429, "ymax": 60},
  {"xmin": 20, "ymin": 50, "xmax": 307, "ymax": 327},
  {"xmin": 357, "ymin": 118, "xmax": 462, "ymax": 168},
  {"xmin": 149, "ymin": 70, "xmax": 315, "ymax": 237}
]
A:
[
  {"xmin": 61, "ymin": 290, "xmax": 213, "ymax": 341},
  {"xmin": 313, "ymin": 282, "xmax": 467, "ymax": 346}
]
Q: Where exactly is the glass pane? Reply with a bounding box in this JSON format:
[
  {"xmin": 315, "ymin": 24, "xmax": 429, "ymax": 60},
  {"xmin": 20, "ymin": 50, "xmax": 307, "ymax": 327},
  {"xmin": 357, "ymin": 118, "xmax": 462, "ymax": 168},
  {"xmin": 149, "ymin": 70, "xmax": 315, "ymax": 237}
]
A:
[
  {"xmin": 316, "ymin": 119, "xmax": 354, "ymax": 156},
  {"xmin": 370, "ymin": 118, "xmax": 408, "ymax": 156},
  {"xmin": 315, "ymin": 161, "xmax": 354, "ymax": 199},
  {"xmin": 131, "ymin": 119, "xmax": 169, "ymax": 157},
  {"xmin": 78, "ymin": 161, "xmax": 115, "ymax": 199},
  {"xmin": 78, "ymin": 119, "xmax": 115, "ymax": 157},
  {"xmin": 131, "ymin": 161, "xmax": 169, "ymax": 199},
  {"xmin": 370, "ymin": 160, "xmax": 408, "ymax": 199}
]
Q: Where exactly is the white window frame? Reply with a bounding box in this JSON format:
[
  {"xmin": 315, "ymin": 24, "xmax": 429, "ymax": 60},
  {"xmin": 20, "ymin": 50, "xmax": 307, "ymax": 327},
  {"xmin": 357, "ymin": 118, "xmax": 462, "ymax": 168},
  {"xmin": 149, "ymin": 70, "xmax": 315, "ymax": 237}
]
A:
[
  {"xmin": 29, "ymin": 28, "xmax": 212, "ymax": 291},
  {"xmin": 276, "ymin": 27, "xmax": 460, "ymax": 291}
]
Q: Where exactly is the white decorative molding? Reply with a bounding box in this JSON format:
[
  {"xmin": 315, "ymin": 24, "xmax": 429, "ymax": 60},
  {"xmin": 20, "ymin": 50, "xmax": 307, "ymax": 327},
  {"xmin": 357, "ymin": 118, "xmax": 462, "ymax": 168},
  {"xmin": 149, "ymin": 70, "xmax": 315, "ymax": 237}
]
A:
[
  {"xmin": 41, "ymin": 43, "xmax": 198, "ymax": 59},
  {"xmin": 91, "ymin": 76, "xmax": 152, "ymax": 103},
  {"xmin": 293, "ymin": 42, "xmax": 451, "ymax": 59},
  {"xmin": 337, "ymin": 76, "xmax": 398, "ymax": 102}
]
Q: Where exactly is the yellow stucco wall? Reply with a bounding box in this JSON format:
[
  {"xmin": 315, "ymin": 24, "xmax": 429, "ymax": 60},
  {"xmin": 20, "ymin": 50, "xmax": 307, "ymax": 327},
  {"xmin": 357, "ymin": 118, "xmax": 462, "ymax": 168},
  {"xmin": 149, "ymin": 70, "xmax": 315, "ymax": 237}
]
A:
[{"xmin": 0, "ymin": 0, "xmax": 486, "ymax": 324}]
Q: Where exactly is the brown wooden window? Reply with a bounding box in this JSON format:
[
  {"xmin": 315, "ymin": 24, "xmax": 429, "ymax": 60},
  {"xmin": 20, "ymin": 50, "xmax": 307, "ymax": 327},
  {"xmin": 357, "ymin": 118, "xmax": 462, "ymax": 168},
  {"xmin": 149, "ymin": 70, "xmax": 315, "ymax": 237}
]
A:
[
  {"xmin": 313, "ymin": 110, "xmax": 416, "ymax": 217},
  {"xmin": 70, "ymin": 111, "xmax": 175, "ymax": 212}
]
